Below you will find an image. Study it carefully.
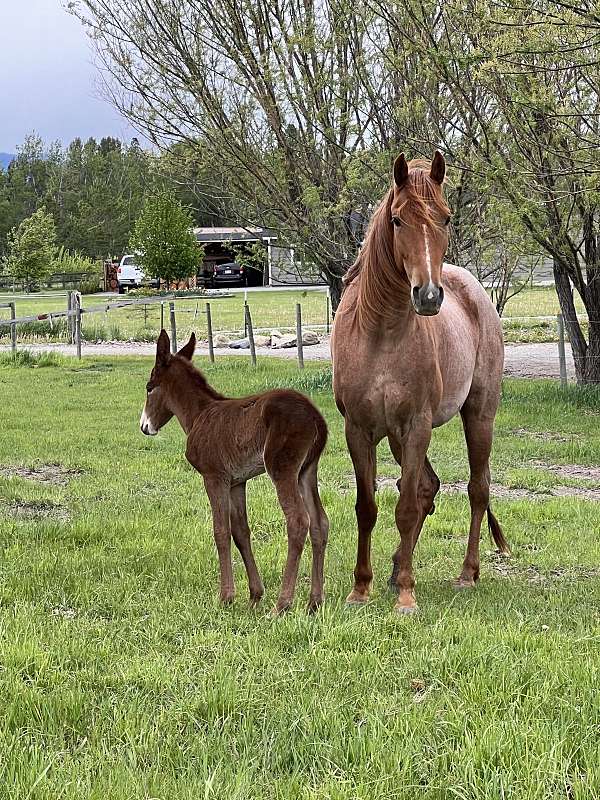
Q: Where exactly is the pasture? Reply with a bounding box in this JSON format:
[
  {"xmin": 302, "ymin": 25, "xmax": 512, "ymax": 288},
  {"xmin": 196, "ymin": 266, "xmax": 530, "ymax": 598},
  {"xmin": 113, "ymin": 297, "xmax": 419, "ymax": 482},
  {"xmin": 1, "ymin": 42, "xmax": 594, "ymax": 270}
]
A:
[
  {"xmin": 0, "ymin": 354, "xmax": 598, "ymax": 799},
  {"xmin": 0, "ymin": 285, "xmax": 588, "ymax": 345}
]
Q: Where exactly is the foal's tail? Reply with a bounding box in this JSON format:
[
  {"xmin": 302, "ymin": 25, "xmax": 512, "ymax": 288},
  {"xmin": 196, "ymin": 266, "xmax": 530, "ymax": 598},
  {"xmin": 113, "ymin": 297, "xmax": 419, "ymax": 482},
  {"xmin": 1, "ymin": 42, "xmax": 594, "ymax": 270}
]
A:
[
  {"xmin": 487, "ymin": 507, "xmax": 510, "ymax": 555},
  {"xmin": 301, "ymin": 412, "xmax": 328, "ymax": 475}
]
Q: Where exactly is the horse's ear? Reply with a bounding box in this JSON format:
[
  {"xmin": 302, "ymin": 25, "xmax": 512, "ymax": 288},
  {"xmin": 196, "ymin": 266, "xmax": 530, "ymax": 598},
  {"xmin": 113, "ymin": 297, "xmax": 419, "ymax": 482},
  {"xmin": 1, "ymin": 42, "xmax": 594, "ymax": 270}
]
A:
[
  {"xmin": 156, "ymin": 329, "xmax": 171, "ymax": 366},
  {"xmin": 430, "ymin": 150, "xmax": 446, "ymax": 184},
  {"xmin": 178, "ymin": 332, "xmax": 196, "ymax": 361},
  {"xmin": 393, "ymin": 153, "xmax": 409, "ymax": 188}
]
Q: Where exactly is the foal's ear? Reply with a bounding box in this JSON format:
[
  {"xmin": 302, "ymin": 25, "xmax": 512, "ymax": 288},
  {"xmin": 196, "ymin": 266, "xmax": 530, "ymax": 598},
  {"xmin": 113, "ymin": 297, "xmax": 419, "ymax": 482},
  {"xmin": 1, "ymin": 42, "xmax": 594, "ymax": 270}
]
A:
[
  {"xmin": 393, "ymin": 153, "xmax": 409, "ymax": 189},
  {"xmin": 156, "ymin": 329, "xmax": 171, "ymax": 366},
  {"xmin": 430, "ymin": 150, "xmax": 446, "ymax": 184},
  {"xmin": 177, "ymin": 332, "xmax": 196, "ymax": 361}
]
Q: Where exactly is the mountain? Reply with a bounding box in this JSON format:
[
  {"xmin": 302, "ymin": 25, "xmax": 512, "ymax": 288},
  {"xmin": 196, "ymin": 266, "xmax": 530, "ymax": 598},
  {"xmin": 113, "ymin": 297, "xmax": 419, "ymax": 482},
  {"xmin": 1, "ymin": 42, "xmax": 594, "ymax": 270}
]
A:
[{"xmin": 0, "ymin": 153, "xmax": 15, "ymax": 170}]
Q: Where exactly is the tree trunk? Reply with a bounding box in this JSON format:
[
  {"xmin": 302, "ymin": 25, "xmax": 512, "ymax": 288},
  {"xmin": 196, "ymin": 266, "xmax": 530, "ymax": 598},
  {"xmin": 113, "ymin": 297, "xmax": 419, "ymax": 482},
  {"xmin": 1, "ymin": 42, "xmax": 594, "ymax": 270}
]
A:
[
  {"xmin": 553, "ymin": 259, "xmax": 588, "ymax": 384},
  {"xmin": 327, "ymin": 273, "xmax": 343, "ymax": 311}
]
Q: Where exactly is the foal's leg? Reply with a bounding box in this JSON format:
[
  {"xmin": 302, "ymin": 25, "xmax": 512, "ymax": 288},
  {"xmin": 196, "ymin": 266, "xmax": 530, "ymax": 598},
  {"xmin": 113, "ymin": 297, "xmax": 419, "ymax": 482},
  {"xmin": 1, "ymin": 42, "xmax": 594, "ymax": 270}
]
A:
[
  {"xmin": 389, "ymin": 419, "xmax": 432, "ymax": 614},
  {"xmin": 230, "ymin": 482, "xmax": 264, "ymax": 606},
  {"xmin": 270, "ymin": 474, "xmax": 310, "ymax": 614},
  {"xmin": 456, "ymin": 405, "xmax": 500, "ymax": 588},
  {"xmin": 345, "ymin": 421, "xmax": 378, "ymax": 605},
  {"xmin": 203, "ymin": 475, "xmax": 235, "ymax": 604},
  {"xmin": 299, "ymin": 462, "xmax": 329, "ymax": 612},
  {"xmin": 388, "ymin": 455, "xmax": 440, "ymax": 591}
]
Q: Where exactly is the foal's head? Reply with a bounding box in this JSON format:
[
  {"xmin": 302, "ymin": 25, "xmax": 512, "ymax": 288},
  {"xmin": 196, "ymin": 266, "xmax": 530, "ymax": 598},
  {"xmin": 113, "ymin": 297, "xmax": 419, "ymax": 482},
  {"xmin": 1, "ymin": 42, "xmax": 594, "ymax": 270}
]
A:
[
  {"xmin": 390, "ymin": 151, "xmax": 450, "ymax": 316},
  {"xmin": 140, "ymin": 329, "xmax": 196, "ymax": 435}
]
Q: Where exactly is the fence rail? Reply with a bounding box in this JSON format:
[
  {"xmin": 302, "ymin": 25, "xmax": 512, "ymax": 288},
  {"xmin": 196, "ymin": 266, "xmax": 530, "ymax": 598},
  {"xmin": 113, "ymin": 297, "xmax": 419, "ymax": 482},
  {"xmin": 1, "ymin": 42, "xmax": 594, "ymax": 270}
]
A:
[{"xmin": 0, "ymin": 289, "xmax": 596, "ymax": 381}]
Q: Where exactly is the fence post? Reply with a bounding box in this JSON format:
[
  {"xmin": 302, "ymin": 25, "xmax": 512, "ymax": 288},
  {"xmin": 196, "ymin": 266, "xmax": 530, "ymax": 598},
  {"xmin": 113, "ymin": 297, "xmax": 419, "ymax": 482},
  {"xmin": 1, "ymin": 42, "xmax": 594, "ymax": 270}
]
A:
[
  {"xmin": 557, "ymin": 313, "xmax": 567, "ymax": 388},
  {"xmin": 296, "ymin": 302, "xmax": 304, "ymax": 369},
  {"xmin": 75, "ymin": 293, "xmax": 82, "ymax": 359},
  {"xmin": 206, "ymin": 302, "xmax": 215, "ymax": 363},
  {"xmin": 160, "ymin": 302, "xmax": 164, "ymax": 332},
  {"xmin": 245, "ymin": 303, "xmax": 257, "ymax": 367},
  {"xmin": 67, "ymin": 292, "xmax": 73, "ymax": 343},
  {"xmin": 326, "ymin": 289, "xmax": 330, "ymax": 334},
  {"xmin": 9, "ymin": 301, "xmax": 16, "ymax": 355},
  {"xmin": 169, "ymin": 301, "xmax": 177, "ymax": 353}
]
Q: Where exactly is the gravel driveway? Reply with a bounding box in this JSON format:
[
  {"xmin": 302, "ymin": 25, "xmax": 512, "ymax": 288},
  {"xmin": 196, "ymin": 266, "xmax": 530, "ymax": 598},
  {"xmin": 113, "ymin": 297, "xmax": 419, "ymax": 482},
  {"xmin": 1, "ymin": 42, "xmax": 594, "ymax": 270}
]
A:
[{"xmin": 1, "ymin": 339, "xmax": 572, "ymax": 380}]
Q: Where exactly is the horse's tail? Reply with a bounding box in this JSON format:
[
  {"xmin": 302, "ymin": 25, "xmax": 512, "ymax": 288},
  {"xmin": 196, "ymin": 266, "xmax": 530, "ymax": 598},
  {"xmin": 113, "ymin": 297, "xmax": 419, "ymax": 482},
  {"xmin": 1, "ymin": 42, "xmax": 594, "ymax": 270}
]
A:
[{"xmin": 487, "ymin": 506, "xmax": 510, "ymax": 554}]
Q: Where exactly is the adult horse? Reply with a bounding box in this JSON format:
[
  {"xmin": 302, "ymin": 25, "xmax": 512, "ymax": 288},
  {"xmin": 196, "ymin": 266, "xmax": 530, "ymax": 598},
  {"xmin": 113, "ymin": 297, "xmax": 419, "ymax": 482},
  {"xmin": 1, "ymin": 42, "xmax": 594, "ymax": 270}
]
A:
[{"xmin": 332, "ymin": 151, "xmax": 508, "ymax": 614}]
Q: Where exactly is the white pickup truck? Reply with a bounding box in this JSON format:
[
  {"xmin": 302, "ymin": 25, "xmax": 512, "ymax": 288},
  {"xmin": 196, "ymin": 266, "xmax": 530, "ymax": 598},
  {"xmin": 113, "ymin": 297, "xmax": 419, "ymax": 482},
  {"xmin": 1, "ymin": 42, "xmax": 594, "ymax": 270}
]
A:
[{"xmin": 117, "ymin": 255, "xmax": 159, "ymax": 293}]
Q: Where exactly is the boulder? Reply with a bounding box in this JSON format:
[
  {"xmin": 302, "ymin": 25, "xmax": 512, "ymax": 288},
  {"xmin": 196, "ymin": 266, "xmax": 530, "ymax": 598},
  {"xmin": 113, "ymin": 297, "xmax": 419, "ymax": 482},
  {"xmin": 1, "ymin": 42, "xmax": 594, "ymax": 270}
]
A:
[
  {"xmin": 273, "ymin": 334, "xmax": 297, "ymax": 349},
  {"xmin": 213, "ymin": 333, "xmax": 231, "ymax": 348},
  {"xmin": 229, "ymin": 338, "xmax": 250, "ymax": 349},
  {"xmin": 254, "ymin": 334, "xmax": 271, "ymax": 347},
  {"xmin": 302, "ymin": 330, "xmax": 320, "ymax": 346}
]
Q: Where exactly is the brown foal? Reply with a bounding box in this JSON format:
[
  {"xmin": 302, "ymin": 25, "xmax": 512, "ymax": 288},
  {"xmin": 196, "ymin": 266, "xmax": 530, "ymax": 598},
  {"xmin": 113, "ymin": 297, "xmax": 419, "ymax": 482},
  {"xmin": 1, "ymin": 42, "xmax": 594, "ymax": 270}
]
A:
[
  {"xmin": 332, "ymin": 151, "xmax": 509, "ymax": 614},
  {"xmin": 140, "ymin": 330, "xmax": 329, "ymax": 613}
]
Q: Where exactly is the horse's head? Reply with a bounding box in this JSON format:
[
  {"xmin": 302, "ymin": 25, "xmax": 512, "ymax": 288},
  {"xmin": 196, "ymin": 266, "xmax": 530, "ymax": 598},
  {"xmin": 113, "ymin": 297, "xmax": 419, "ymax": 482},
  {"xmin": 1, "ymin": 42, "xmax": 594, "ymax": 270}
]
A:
[
  {"xmin": 140, "ymin": 329, "xmax": 196, "ymax": 435},
  {"xmin": 390, "ymin": 151, "xmax": 450, "ymax": 316}
]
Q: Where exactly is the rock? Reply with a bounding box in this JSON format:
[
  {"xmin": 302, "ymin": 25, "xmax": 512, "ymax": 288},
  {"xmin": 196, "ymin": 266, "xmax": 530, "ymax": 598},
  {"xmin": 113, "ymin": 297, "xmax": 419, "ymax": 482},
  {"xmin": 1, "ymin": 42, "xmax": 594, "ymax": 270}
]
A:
[
  {"xmin": 229, "ymin": 338, "xmax": 250, "ymax": 349},
  {"xmin": 270, "ymin": 329, "xmax": 283, "ymax": 340},
  {"xmin": 273, "ymin": 334, "xmax": 297, "ymax": 349},
  {"xmin": 213, "ymin": 334, "xmax": 231, "ymax": 348},
  {"xmin": 271, "ymin": 331, "xmax": 320, "ymax": 348},
  {"xmin": 254, "ymin": 335, "xmax": 271, "ymax": 347},
  {"xmin": 302, "ymin": 330, "xmax": 319, "ymax": 346}
]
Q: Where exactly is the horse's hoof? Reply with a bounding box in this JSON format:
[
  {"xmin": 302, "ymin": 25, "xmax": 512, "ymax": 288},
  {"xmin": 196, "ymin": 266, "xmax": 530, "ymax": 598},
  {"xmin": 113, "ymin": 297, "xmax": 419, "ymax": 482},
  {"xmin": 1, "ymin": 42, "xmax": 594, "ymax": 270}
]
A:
[
  {"xmin": 453, "ymin": 578, "xmax": 477, "ymax": 590},
  {"xmin": 393, "ymin": 603, "xmax": 419, "ymax": 616},
  {"xmin": 307, "ymin": 598, "xmax": 324, "ymax": 614},
  {"xmin": 220, "ymin": 594, "xmax": 235, "ymax": 606},
  {"xmin": 345, "ymin": 590, "xmax": 369, "ymax": 607}
]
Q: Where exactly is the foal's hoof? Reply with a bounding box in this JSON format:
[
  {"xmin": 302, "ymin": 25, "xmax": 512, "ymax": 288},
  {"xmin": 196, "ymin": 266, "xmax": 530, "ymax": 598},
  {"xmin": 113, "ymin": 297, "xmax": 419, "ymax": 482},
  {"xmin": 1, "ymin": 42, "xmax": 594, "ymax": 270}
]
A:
[
  {"xmin": 453, "ymin": 577, "xmax": 477, "ymax": 591},
  {"xmin": 271, "ymin": 602, "xmax": 291, "ymax": 617},
  {"xmin": 307, "ymin": 595, "xmax": 324, "ymax": 614},
  {"xmin": 220, "ymin": 594, "xmax": 235, "ymax": 606},
  {"xmin": 393, "ymin": 603, "xmax": 419, "ymax": 616},
  {"xmin": 345, "ymin": 589, "xmax": 370, "ymax": 607}
]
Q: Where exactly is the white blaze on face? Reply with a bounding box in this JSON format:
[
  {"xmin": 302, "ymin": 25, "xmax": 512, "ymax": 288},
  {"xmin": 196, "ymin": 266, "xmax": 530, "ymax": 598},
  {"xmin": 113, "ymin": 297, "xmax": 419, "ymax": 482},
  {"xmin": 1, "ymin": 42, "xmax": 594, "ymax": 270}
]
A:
[
  {"xmin": 140, "ymin": 406, "xmax": 158, "ymax": 435},
  {"xmin": 422, "ymin": 224, "xmax": 432, "ymax": 288}
]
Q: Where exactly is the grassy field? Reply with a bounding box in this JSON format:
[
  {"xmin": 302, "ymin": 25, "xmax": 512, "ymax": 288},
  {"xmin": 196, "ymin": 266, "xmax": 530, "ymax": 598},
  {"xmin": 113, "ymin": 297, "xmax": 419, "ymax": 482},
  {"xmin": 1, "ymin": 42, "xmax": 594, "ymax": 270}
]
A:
[
  {"xmin": 0, "ymin": 353, "xmax": 598, "ymax": 798},
  {"xmin": 0, "ymin": 285, "xmax": 588, "ymax": 345}
]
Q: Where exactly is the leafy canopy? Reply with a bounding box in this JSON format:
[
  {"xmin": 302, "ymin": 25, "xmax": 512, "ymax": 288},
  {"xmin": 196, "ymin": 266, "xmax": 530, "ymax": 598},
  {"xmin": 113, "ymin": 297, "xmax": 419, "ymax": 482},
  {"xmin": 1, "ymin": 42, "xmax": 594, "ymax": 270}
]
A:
[
  {"xmin": 3, "ymin": 206, "xmax": 58, "ymax": 287},
  {"xmin": 129, "ymin": 192, "xmax": 202, "ymax": 284}
]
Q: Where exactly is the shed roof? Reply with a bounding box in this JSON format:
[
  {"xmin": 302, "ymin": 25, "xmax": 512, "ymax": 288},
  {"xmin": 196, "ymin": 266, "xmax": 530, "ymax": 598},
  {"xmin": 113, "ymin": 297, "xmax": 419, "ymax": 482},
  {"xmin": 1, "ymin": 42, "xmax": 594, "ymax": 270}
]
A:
[{"xmin": 193, "ymin": 226, "xmax": 277, "ymax": 243}]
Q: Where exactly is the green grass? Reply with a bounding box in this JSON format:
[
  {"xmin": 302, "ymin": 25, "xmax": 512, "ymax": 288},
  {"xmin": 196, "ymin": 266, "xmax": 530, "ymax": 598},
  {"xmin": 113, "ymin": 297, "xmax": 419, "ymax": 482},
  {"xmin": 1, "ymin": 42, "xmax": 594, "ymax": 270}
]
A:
[
  {"xmin": 0, "ymin": 285, "xmax": 588, "ymax": 345},
  {"xmin": 0, "ymin": 355, "xmax": 598, "ymax": 798}
]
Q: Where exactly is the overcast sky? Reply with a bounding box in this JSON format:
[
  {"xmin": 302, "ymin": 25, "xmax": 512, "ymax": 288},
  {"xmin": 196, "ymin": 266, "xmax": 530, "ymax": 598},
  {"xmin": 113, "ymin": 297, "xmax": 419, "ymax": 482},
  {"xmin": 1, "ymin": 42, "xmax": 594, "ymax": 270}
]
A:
[{"xmin": 0, "ymin": 0, "xmax": 139, "ymax": 153}]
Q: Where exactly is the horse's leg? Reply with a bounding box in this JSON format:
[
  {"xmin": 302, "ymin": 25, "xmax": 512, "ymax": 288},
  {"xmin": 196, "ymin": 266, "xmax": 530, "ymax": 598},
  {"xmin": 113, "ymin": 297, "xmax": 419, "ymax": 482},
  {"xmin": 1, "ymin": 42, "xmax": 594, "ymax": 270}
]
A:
[
  {"xmin": 389, "ymin": 419, "xmax": 432, "ymax": 614},
  {"xmin": 229, "ymin": 482, "xmax": 264, "ymax": 606},
  {"xmin": 456, "ymin": 403, "xmax": 505, "ymax": 588},
  {"xmin": 345, "ymin": 421, "xmax": 378, "ymax": 605},
  {"xmin": 387, "ymin": 454, "xmax": 440, "ymax": 592},
  {"xmin": 299, "ymin": 462, "xmax": 329, "ymax": 612},
  {"xmin": 203, "ymin": 475, "xmax": 235, "ymax": 604}
]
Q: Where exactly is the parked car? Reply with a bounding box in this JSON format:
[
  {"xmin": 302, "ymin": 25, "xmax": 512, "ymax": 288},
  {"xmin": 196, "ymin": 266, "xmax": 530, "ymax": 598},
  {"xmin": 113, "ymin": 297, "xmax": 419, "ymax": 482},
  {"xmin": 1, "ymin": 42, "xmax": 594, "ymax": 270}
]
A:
[
  {"xmin": 209, "ymin": 261, "xmax": 247, "ymax": 288},
  {"xmin": 117, "ymin": 255, "xmax": 159, "ymax": 293}
]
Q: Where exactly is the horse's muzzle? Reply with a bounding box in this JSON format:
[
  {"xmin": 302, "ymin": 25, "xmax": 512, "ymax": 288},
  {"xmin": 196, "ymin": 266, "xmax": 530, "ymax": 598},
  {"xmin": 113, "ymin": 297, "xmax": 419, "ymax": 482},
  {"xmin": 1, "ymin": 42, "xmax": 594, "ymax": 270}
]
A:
[{"xmin": 412, "ymin": 283, "xmax": 444, "ymax": 316}]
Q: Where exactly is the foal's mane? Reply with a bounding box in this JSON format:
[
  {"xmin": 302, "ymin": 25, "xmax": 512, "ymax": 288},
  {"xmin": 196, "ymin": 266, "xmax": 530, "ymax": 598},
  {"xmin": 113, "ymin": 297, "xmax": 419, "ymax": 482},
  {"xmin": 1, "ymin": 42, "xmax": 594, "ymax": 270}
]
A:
[
  {"xmin": 344, "ymin": 159, "xmax": 450, "ymax": 329},
  {"xmin": 172, "ymin": 355, "xmax": 224, "ymax": 400}
]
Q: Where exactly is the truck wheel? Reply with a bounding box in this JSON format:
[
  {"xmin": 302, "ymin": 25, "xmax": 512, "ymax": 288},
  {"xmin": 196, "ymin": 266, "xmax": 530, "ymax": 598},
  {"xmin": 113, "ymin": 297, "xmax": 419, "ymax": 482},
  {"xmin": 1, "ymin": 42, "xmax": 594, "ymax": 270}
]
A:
[{"xmin": 118, "ymin": 285, "xmax": 125, "ymax": 294}]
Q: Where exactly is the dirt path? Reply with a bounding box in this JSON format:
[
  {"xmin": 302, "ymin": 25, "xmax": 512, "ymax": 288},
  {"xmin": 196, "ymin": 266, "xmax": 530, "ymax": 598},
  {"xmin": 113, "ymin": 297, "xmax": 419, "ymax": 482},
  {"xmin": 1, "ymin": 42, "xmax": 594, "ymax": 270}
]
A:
[{"xmin": 1, "ymin": 339, "xmax": 571, "ymax": 379}]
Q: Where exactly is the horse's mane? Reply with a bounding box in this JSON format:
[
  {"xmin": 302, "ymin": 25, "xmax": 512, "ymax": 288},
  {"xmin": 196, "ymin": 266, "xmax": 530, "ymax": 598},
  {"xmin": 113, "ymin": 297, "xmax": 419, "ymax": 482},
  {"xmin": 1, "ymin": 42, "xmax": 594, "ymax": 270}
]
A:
[{"xmin": 344, "ymin": 159, "xmax": 450, "ymax": 329}]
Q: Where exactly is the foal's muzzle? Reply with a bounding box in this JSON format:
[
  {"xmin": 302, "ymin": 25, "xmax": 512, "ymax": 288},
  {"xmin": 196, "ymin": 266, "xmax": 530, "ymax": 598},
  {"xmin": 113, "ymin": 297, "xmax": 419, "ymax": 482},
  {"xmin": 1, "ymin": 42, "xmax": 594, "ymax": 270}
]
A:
[{"xmin": 412, "ymin": 283, "xmax": 444, "ymax": 316}]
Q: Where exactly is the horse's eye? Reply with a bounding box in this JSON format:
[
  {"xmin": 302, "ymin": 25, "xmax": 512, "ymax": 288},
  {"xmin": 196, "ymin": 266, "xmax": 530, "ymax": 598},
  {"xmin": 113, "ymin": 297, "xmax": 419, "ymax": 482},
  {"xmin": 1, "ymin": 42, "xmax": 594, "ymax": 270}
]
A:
[
  {"xmin": 391, "ymin": 217, "xmax": 401, "ymax": 227},
  {"xmin": 146, "ymin": 382, "xmax": 154, "ymax": 394},
  {"xmin": 444, "ymin": 216, "xmax": 451, "ymax": 226}
]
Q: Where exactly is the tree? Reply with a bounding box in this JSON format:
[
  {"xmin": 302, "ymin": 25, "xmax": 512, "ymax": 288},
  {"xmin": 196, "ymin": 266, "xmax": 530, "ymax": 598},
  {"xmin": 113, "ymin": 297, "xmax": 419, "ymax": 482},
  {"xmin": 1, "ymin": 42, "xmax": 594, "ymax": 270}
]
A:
[
  {"xmin": 70, "ymin": 0, "xmax": 399, "ymax": 306},
  {"xmin": 372, "ymin": 0, "xmax": 600, "ymax": 383},
  {"xmin": 129, "ymin": 192, "xmax": 202, "ymax": 287},
  {"xmin": 3, "ymin": 207, "xmax": 58, "ymax": 291}
]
